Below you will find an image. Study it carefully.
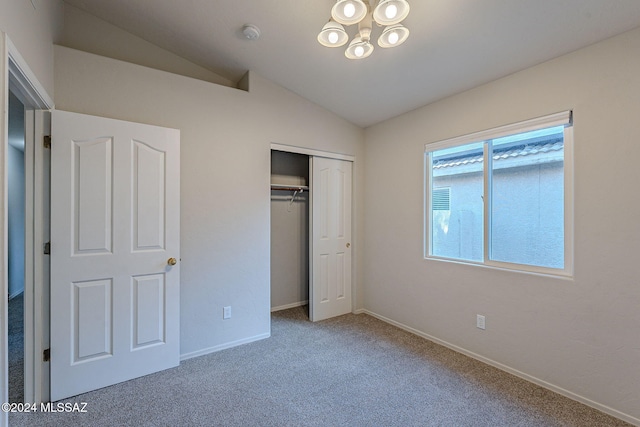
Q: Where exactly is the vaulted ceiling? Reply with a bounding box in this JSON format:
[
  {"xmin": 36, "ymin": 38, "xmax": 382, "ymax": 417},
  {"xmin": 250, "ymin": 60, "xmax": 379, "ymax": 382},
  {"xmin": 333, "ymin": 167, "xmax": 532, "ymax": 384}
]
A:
[{"xmin": 63, "ymin": 0, "xmax": 640, "ymax": 127}]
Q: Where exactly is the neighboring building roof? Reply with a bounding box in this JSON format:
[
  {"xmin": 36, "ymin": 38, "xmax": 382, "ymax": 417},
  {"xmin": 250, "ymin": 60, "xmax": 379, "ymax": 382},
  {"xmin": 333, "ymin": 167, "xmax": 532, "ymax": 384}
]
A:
[{"xmin": 433, "ymin": 140, "xmax": 563, "ymax": 170}]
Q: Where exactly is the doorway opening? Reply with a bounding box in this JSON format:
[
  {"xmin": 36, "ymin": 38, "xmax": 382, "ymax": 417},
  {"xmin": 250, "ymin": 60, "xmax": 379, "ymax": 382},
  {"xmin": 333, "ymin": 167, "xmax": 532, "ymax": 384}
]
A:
[
  {"xmin": 270, "ymin": 151, "xmax": 310, "ymax": 319},
  {"xmin": 270, "ymin": 144, "xmax": 355, "ymax": 323},
  {"xmin": 3, "ymin": 39, "xmax": 55, "ymax": 410},
  {"xmin": 7, "ymin": 90, "xmax": 25, "ymax": 403}
]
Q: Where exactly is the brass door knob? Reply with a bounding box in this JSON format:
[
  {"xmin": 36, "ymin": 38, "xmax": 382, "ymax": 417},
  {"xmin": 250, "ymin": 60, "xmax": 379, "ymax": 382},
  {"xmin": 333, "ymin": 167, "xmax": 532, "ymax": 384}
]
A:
[
  {"xmin": 346, "ymin": 243, "xmax": 351, "ymax": 248},
  {"xmin": 167, "ymin": 257, "xmax": 177, "ymax": 266}
]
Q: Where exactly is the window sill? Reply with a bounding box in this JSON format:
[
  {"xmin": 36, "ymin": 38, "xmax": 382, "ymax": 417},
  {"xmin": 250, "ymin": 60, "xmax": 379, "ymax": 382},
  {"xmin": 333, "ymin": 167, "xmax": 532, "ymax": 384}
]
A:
[{"xmin": 425, "ymin": 255, "xmax": 574, "ymax": 281}]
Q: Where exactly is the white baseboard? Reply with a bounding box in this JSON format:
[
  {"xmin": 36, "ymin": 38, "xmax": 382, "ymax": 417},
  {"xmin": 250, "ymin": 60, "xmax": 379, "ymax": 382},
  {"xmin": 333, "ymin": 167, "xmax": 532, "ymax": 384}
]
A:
[
  {"xmin": 271, "ymin": 300, "xmax": 308, "ymax": 312},
  {"xmin": 179, "ymin": 332, "xmax": 270, "ymax": 362},
  {"xmin": 362, "ymin": 309, "xmax": 640, "ymax": 427}
]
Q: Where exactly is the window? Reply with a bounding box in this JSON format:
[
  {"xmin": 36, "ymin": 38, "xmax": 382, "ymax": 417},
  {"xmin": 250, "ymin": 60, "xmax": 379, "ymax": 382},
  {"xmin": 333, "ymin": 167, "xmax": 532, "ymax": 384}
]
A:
[{"xmin": 425, "ymin": 111, "xmax": 573, "ymax": 276}]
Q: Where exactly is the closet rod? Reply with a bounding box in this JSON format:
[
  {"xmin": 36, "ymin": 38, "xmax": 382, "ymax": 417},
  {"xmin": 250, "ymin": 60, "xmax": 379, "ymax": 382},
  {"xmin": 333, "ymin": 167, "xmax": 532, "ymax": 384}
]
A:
[{"xmin": 271, "ymin": 184, "xmax": 309, "ymax": 191}]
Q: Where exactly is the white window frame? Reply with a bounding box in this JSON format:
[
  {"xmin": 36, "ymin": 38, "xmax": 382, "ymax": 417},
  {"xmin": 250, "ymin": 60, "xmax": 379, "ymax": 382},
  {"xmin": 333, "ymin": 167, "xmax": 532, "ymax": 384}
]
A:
[{"xmin": 424, "ymin": 111, "xmax": 574, "ymax": 277}]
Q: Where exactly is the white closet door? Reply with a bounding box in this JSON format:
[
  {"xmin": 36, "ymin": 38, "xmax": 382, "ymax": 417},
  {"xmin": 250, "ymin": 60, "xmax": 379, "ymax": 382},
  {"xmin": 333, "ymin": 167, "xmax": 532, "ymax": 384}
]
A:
[
  {"xmin": 310, "ymin": 157, "xmax": 352, "ymax": 321},
  {"xmin": 50, "ymin": 110, "xmax": 180, "ymax": 401}
]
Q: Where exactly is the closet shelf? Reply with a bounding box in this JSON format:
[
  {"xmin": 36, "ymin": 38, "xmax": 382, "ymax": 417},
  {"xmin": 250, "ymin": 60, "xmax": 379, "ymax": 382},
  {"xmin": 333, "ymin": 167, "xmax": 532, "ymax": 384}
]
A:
[{"xmin": 271, "ymin": 184, "xmax": 309, "ymax": 191}]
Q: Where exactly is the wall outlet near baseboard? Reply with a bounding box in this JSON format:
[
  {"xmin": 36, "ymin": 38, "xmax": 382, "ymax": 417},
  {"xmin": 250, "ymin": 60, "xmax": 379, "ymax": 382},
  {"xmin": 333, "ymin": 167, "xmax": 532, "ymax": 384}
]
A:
[
  {"xmin": 476, "ymin": 314, "xmax": 486, "ymax": 330},
  {"xmin": 223, "ymin": 306, "xmax": 231, "ymax": 319}
]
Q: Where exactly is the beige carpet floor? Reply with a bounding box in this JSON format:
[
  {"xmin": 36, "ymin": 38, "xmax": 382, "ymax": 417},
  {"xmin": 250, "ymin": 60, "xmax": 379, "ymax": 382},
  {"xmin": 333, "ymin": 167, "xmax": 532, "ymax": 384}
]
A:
[
  {"xmin": 8, "ymin": 292, "xmax": 24, "ymax": 404},
  {"xmin": 9, "ymin": 306, "xmax": 632, "ymax": 426}
]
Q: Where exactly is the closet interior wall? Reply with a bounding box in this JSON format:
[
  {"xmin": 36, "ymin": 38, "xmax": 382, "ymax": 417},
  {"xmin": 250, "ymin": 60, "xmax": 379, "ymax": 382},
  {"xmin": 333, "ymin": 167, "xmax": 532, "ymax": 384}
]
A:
[{"xmin": 270, "ymin": 151, "xmax": 309, "ymax": 312}]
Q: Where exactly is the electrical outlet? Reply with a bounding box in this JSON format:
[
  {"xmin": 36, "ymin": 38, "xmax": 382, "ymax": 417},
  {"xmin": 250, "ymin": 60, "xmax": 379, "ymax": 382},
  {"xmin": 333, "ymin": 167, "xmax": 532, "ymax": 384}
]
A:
[
  {"xmin": 476, "ymin": 314, "xmax": 486, "ymax": 330},
  {"xmin": 223, "ymin": 306, "xmax": 231, "ymax": 320}
]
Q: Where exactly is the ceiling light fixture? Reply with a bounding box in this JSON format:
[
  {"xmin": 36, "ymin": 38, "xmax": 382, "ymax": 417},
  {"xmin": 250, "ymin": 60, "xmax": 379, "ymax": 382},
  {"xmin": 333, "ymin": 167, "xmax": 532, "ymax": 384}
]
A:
[
  {"xmin": 378, "ymin": 23, "xmax": 409, "ymax": 48},
  {"xmin": 319, "ymin": 0, "xmax": 410, "ymax": 59},
  {"xmin": 332, "ymin": 0, "xmax": 368, "ymax": 25},
  {"xmin": 317, "ymin": 20, "xmax": 349, "ymax": 47},
  {"xmin": 372, "ymin": 0, "xmax": 410, "ymax": 26}
]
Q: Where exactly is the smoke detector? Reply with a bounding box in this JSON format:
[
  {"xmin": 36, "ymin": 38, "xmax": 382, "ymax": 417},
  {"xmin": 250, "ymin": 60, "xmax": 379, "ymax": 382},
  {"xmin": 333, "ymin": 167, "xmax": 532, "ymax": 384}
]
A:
[{"xmin": 242, "ymin": 24, "xmax": 261, "ymax": 40}]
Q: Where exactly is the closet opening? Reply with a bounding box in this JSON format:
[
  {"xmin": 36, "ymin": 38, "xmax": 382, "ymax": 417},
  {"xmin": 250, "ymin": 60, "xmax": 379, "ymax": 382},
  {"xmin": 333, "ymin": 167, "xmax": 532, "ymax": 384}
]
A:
[
  {"xmin": 270, "ymin": 150, "xmax": 310, "ymax": 320},
  {"xmin": 270, "ymin": 144, "xmax": 354, "ymax": 322}
]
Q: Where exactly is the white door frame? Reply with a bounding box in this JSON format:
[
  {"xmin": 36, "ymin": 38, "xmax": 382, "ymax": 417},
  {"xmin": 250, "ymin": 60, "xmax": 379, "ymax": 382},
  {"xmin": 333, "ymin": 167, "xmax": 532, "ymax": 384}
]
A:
[
  {"xmin": 24, "ymin": 110, "xmax": 50, "ymax": 404},
  {"xmin": 269, "ymin": 143, "xmax": 357, "ymax": 316},
  {"xmin": 1, "ymin": 33, "xmax": 54, "ymax": 426}
]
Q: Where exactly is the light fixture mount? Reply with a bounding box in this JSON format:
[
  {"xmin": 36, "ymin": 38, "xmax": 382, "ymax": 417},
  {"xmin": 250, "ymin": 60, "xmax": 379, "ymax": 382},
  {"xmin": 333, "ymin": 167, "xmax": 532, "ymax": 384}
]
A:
[{"xmin": 319, "ymin": 0, "xmax": 410, "ymax": 59}]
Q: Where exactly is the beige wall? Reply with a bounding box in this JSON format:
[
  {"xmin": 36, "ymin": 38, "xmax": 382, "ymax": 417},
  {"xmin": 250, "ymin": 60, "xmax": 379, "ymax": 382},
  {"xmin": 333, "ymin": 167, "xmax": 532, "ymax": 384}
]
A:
[
  {"xmin": 0, "ymin": 0, "xmax": 63, "ymax": 98},
  {"xmin": 364, "ymin": 27, "xmax": 640, "ymax": 423},
  {"xmin": 60, "ymin": 4, "xmax": 233, "ymax": 88},
  {"xmin": 53, "ymin": 46, "xmax": 365, "ymax": 358}
]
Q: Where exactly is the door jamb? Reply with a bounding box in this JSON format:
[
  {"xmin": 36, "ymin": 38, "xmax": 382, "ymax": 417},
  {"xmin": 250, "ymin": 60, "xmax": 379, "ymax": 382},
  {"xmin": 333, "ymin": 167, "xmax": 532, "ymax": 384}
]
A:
[{"xmin": 25, "ymin": 111, "xmax": 51, "ymax": 404}]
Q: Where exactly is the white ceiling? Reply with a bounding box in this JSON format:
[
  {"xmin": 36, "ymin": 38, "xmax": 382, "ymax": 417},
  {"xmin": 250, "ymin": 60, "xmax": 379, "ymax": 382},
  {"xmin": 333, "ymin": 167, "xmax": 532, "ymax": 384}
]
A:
[{"xmin": 63, "ymin": 0, "xmax": 640, "ymax": 128}]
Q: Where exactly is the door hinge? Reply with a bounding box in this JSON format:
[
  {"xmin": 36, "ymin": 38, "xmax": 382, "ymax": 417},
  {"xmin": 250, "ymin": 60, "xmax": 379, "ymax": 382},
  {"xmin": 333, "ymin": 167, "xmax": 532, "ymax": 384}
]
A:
[
  {"xmin": 43, "ymin": 135, "xmax": 51, "ymax": 149},
  {"xmin": 44, "ymin": 242, "xmax": 50, "ymax": 255},
  {"xmin": 43, "ymin": 348, "xmax": 50, "ymax": 362}
]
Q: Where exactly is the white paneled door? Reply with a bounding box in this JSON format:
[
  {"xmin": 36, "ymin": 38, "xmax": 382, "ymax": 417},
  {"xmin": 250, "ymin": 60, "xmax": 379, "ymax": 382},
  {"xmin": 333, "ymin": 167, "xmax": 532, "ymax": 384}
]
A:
[
  {"xmin": 50, "ymin": 111, "xmax": 180, "ymax": 401},
  {"xmin": 310, "ymin": 157, "xmax": 352, "ymax": 321}
]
